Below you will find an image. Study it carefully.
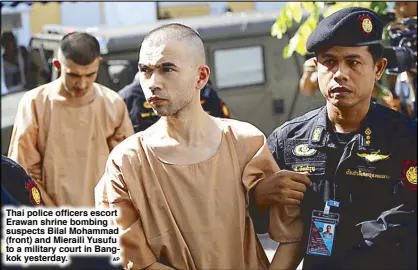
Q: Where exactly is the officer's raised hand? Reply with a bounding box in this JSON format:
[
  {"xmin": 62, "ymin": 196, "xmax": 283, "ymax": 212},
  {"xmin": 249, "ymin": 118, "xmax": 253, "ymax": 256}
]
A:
[{"xmin": 254, "ymin": 170, "xmax": 312, "ymax": 209}]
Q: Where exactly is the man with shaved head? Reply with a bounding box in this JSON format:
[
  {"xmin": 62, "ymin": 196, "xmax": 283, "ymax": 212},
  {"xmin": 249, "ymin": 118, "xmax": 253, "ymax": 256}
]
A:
[
  {"xmin": 8, "ymin": 32, "xmax": 134, "ymax": 207},
  {"xmin": 95, "ymin": 23, "xmax": 306, "ymax": 269}
]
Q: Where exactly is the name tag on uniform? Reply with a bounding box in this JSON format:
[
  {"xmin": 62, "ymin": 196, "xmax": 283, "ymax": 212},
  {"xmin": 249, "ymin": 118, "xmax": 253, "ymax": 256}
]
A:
[{"xmin": 306, "ymin": 201, "xmax": 340, "ymax": 257}]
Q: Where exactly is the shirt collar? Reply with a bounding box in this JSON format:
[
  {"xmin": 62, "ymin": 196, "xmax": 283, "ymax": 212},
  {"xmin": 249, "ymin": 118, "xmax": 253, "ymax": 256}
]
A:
[{"xmin": 308, "ymin": 102, "xmax": 377, "ymax": 150}]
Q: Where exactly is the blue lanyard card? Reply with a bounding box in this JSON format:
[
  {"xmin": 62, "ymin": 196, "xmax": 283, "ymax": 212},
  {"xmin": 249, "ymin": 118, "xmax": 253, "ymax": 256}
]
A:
[{"xmin": 306, "ymin": 210, "xmax": 340, "ymax": 257}]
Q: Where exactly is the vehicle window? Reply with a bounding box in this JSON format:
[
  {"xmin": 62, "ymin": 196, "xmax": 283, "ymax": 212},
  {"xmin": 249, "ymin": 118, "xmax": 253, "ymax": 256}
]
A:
[{"xmin": 213, "ymin": 45, "xmax": 265, "ymax": 89}]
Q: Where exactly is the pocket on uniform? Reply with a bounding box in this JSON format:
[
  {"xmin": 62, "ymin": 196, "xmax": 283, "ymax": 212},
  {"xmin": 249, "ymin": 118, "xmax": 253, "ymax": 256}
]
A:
[
  {"xmin": 284, "ymin": 139, "xmax": 326, "ymax": 164},
  {"xmin": 289, "ymin": 162, "xmax": 328, "ymax": 211}
]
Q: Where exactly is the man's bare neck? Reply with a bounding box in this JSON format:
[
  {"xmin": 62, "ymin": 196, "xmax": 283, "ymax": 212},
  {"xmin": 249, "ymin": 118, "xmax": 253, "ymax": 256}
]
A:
[
  {"xmin": 145, "ymin": 107, "xmax": 224, "ymax": 165},
  {"xmin": 161, "ymin": 109, "xmax": 219, "ymax": 146},
  {"xmin": 55, "ymin": 81, "xmax": 96, "ymax": 106},
  {"xmin": 327, "ymin": 101, "xmax": 370, "ymax": 133}
]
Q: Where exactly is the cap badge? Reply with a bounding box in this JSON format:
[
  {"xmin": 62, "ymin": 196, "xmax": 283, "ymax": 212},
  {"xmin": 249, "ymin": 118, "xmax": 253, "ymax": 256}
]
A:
[{"xmin": 360, "ymin": 16, "xmax": 373, "ymax": 35}]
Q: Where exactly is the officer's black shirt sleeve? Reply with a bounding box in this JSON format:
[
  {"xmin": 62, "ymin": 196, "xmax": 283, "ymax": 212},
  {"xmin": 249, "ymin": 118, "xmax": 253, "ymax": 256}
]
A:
[{"xmin": 267, "ymin": 126, "xmax": 286, "ymax": 169}]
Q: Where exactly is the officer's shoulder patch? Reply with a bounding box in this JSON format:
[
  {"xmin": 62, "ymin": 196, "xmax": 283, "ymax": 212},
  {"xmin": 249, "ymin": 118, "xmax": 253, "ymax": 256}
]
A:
[
  {"xmin": 311, "ymin": 128, "xmax": 323, "ymax": 142},
  {"xmin": 25, "ymin": 180, "xmax": 43, "ymax": 206},
  {"xmin": 221, "ymin": 101, "xmax": 230, "ymax": 118},
  {"xmin": 401, "ymin": 160, "xmax": 417, "ymax": 191}
]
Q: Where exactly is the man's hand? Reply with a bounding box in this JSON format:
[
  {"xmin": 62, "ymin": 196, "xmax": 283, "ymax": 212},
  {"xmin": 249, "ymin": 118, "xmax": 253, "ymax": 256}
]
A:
[
  {"xmin": 28, "ymin": 165, "xmax": 42, "ymax": 181},
  {"xmin": 254, "ymin": 170, "xmax": 311, "ymax": 210},
  {"xmin": 270, "ymin": 242, "xmax": 304, "ymax": 270},
  {"xmin": 299, "ymin": 57, "xmax": 319, "ymax": 96},
  {"xmin": 107, "ymin": 133, "xmax": 126, "ymax": 151}
]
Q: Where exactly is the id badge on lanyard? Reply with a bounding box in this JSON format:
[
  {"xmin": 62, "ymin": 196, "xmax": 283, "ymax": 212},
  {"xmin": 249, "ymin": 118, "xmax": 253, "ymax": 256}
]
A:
[{"xmin": 306, "ymin": 200, "xmax": 340, "ymax": 257}]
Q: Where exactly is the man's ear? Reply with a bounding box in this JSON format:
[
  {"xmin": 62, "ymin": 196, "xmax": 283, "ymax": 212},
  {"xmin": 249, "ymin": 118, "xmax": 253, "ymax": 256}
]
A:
[
  {"xmin": 98, "ymin": 56, "xmax": 103, "ymax": 64},
  {"xmin": 375, "ymin": 58, "xmax": 388, "ymax": 81},
  {"xmin": 197, "ymin": 65, "xmax": 210, "ymax": 90},
  {"xmin": 52, "ymin": 58, "xmax": 61, "ymax": 72}
]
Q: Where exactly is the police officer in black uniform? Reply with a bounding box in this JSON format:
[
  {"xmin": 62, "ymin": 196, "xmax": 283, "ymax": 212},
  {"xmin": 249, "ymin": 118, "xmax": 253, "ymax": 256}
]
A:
[
  {"xmin": 2, "ymin": 156, "xmax": 44, "ymax": 269},
  {"xmin": 2, "ymin": 155, "xmax": 43, "ymax": 206},
  {"xmin": 2, "ymin": 156, "xmax": 121, "ymax": 270},
  {"xmin": 119, "ymin": 73, "xmax": 230, "ymax": 133},
  {"xmin": 266, "ymin": 7, "xmax": 416, "ymax": 270}
]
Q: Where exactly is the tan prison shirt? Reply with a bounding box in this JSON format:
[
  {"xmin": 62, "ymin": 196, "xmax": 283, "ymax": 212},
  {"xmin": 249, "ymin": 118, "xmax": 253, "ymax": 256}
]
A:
[
  {"xmin": 8, "ymin": 80, "xmax": 134, "ymax": 207},
  {"xmin": 95, "ymin": 118, "xmax": 301, "ymax": 269}
]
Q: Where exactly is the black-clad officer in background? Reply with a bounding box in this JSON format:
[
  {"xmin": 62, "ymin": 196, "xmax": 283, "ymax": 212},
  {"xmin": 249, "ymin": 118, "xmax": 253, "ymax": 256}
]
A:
[
  {"xmin": 2, "ymin": 155, "xmax": 43, "ymax": 206},
  {"xmin": 2, "ymin": 156, "xmax": 121, "ymax": 270},
  {"xmin": 2, "ymin": 155, "xmax": 43, "ymax": 269},
  {"xmin": 261, "ymin": 7, "xmax": 416, "ymax": 270},
  {"xmin": 119, "ymin": 72, "xmax": 230, "ymax": 133}
]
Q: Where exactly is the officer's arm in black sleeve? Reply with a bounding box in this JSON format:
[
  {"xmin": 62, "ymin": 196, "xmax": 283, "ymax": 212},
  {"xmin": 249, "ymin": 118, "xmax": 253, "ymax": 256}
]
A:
[
  {"xmin": 267, "ymin": 128, "xmax": 286, "ymax": 168},
  {"xmin": 397, "ymin": 119, "xmax": 417, "ymax": 268}
]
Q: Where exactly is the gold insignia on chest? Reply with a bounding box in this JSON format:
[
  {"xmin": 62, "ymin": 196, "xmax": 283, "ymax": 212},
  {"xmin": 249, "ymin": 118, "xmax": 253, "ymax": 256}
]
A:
[
  {"xmin": 357, "ymin": 150, "xmax": 390, "ymax": 163},
  {"xmin": 294, "ymin": 144, "xmax": 317, "ymax": 157},
  {"xmin": 406, "ymin": 166, "xmax": 417, "ymax": 185},
  {"xmin": 293, "ymin": 165, "xmax": 316, "ymax": 173},
  {"xmin": 364, "ymin": 128, "xmax": 372, "ymax": 145},
  {"xmin": 312, "ymin": 128, "xmax": 323, "ymax": 142}
]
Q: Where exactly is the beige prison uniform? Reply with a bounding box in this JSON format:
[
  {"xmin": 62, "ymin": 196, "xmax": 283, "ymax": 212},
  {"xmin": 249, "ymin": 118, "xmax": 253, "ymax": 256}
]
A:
[
  {"xmin": 95, "ymin": 118, "xmax": 301, "ymax": 269},
  {"xmin": 8, "ymin": 80, "xmax": 134, "ymax": 207}
]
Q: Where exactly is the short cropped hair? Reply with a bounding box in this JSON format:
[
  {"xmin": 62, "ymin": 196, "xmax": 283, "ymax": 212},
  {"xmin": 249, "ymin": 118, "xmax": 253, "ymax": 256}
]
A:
[
  {"xmin": 60, "ymin": 32, "xmax": 101, "ymax": 65},
  {"xmin": 143, "ymin": 23, "xmax": 202, "ymax": 45},
  {"xmin": 142, "ymin": 23, "xmax": 206, "ymax": 63}
]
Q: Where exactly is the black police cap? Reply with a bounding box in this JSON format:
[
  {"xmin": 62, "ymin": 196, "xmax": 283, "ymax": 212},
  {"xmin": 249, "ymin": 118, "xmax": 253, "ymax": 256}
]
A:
[{"xmin": 306, "ymin": 7, "xmax": 383, "ymax": 53}]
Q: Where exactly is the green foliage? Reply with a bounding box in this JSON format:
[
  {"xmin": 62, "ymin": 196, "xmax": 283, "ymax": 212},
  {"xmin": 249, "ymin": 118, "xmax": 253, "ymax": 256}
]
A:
[{"xmin": 271, "ymin": 2, "xmax": 390, "ymax": 59}]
